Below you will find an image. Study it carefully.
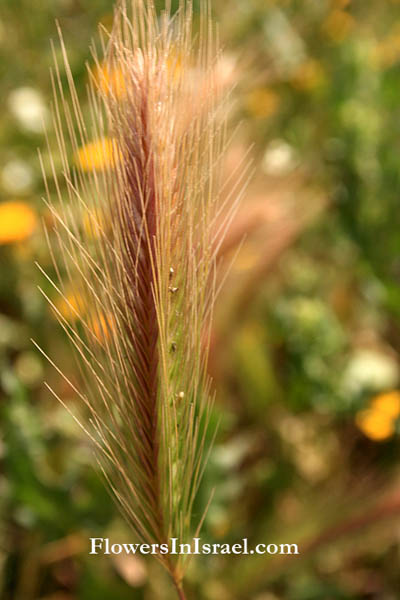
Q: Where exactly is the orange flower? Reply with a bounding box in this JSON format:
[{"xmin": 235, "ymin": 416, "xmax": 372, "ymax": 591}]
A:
[
  {"xmin": 54, "ymin": 291, "xmax": 85, "ymax": 321},
  {"xmin": 356, "ymin": 390, "xmax": 400, "ymax": 441},
  {"xmin": 90, "ymin": 311, "xmax": 114, "ymax": 343},
  {"xmin": 356, "ymin": 409, "xmax": 395, "ymax": 441},
  {"xmin": 371, "ymin": 390, "xmax": 400, "ymax": 419},
  {"xmin": 54, "ymin": 289, "xmax": 114, "ymax": 343},
  {"xmin": 95, "ymin": 64, "xmax": 127, "ymax": 99},
  {"xmin": 75, "ymin": 138, "xmax": 120, "ymax": 172},
  {"xmin": 0, "ymin": 201, "xmax": 37, "ymax": 244}
]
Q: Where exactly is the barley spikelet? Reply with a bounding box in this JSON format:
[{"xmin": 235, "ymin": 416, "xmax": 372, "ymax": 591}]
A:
[{"xmin": 37, "ymin": 1, "xmax": 238, "ymax": 596}]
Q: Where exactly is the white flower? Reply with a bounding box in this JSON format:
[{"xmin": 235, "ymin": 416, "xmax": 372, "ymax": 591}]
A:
[
  {"xmin": 262, "ymin": 139, "xmax": 298, "ymax": 176},
  {"xmin": 1, "ymin": 159, "xmax": 34, "ymax": 194},
  {"xmin": 342, "ymin": 349, "xmax": 399, "ymax": 394},
  {"xmin": 8, "ymin": 87, "xmax": 49, "ymax": 133}
]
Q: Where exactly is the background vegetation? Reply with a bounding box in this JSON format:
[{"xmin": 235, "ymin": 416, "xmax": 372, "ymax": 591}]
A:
[{"xmin": 2, "ymin": 0, "xmax": 400, "ymax": 598}]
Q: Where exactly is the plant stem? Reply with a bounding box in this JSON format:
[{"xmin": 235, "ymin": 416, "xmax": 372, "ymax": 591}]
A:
[{"xmin": 172, "ymin": 576, "xmax": 187, "ymax": 600}]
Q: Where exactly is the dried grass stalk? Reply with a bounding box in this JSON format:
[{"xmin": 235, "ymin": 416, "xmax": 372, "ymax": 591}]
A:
[{"xmin": 36, "ymin": 0, "xmax": 237, "ymax": 597}]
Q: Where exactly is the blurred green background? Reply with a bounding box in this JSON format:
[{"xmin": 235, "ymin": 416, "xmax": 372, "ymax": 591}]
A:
[{"xmin": 2, "ymin": 0, "xmax": 400, "ymax": 598}]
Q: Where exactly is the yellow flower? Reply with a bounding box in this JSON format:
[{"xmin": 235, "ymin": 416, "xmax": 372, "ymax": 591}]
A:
[
  {"xmin": 371, "ymin": 28, "xmax": 400, "ymax": 69},
  {"xmin": 54, "ymin": 289, "xmax": 114, "ymax": 343},
  {"xmin": 0, "ymin": 201, "xmax": 37, "ymax": 244},
  {"xmin": 95, "ymin": 64, "xmax": 127, "ymax": 99},
  {"xmin": 291, "ymin": 60, "xmax": 325, "ymax": 91},
  {"xmin": 98, "ymin": 12, "xmax": 114, "ymax": 33},
  {"xmin": 83, "ymin": 210, "xmax": 106, "ymax": 240},
  {"xmin": 95, "ymin": 47, "xmax": 182, "ymax": 100},
  {"xmin": 234, "ymin": 244, "xmax": 259, "ymax": 272},
  {"xmin": 356, "ymin": 409, "xmax": 395, "ymax": 441},
  {"xmin": 90, "ymin": 311, "xmax": 114, "ymax": 343},
  {"xmin": 75, "ymin": 138, "xmax": 120, "ymax": 172},
  {"xmin": 54, "ymin": 291, "xmax": 85, "ymax": 321},
  {"xmin": 356, "ymin": 390, "xmax": 400, "ymax": 441},
  {"xmin": 166, "ymin": 48, "xmax": 183, "ymax": 82},
  {"xmin": 371, "ymin": 390, "xmax": 400, "ymax": 419},
  {"xmin": 322, "ymin": 10, "xmax": 354, "ymax": 42},
  {"xmin": 245, "ymin": 88, "xmax": 279, "ymax": 119}
]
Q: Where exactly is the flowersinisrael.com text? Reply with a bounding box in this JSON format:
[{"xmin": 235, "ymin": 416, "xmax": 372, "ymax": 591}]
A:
[{"xmin": 89, "ymin": 538, "xmax": 299, "ymax": 556}]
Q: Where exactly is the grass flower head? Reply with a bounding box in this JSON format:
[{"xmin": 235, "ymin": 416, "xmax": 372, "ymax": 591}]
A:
[{"xmin": 37, "ymin": 1, "xmax": 236, "ymax": 597}]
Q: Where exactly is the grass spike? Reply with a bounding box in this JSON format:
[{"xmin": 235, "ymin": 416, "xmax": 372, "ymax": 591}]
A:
[{"xmin": 39, "ymin": 1, "xmax": 240, "ymax": 597}]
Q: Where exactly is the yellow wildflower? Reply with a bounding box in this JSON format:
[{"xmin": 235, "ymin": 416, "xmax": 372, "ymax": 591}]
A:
[
  {"xmin": 83, "ymin": 210, "xmax": 106, "ymax": 240},
  {"xmin": 371, "ymin": 390, "xmax": 400, "ymax": 419},
  {"xmin": 356, "ymin": 390, "xmax": 400, "ymax": 441},
  {"xmin": 95, "ymin": 64, "xmax": 127, "ymax": 99},
  {"xmin": 54, "ymin": 289, "xmax": 114, "ymax": 343},
  {"xmin": 322, "ymin": 10, "xmax": 354, "ymax": 42},
  {"xmin": 95, "ymin": 47, "xmax": 182, "ymax": 100},
  {"xmin": 75, "ymin": 138, "xmax": 120, "ymax": 172},
  {"xmin": 291, "ymin": 60, "xmax": 325, "ymax": 91},
  {"xmin": 245, "ymin": 88, "xmax": 279, "ymax": 119},
  {"xmin": 166, "ymin": 48, "xmax": 183, "ymax": 82},
  {"xmin": 372, "ymin": 28, "xmax": 400, "ymax": 69},
  {"xmin": 0, "ymin": 201, "xmax": 37, "ymax": 244},
  {"xmin": 54, "ymin": 291, "xmax": 85, "ymax": 321},
  {"xmin": 234, "ymin": 244, "xmax": 259, "ymax": 272},
  {"xmin": 356, "ymin": 409, "xmax": 395, "ymax": 441},
  {"xmin": 91, "ymin": 311, "xmax": 114, "ymax": 343},
  {"xmin": 98, "ymin": 12, "xmax": 114, "ymax": 33}
]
